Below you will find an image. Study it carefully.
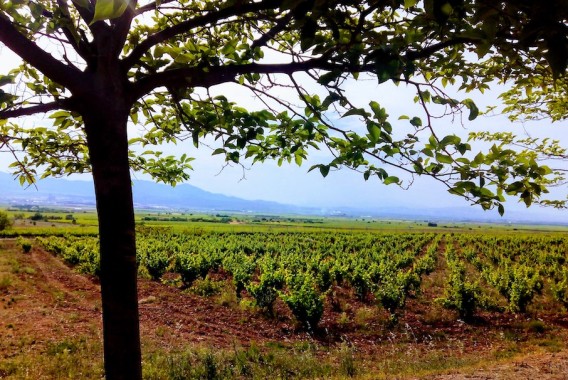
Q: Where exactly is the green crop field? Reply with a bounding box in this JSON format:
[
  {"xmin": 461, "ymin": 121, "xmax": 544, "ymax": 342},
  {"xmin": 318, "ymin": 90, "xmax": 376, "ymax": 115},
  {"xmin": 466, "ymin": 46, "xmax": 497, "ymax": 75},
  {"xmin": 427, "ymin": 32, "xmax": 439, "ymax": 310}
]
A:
[
  {"xmin": 2, "ymin": 208, "xmax": 568, "ymax": 378},
  {"xmin": 36, "ymin": 224, "xmax": 568, "ymax": 326}
]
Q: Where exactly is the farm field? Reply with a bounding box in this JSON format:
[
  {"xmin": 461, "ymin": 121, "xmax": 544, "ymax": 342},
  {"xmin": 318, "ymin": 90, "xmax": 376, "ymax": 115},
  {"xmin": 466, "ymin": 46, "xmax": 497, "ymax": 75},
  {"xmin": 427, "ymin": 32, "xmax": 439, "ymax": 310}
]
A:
[
  {"xmin": 4, "ymin": 207, "xmax": 568, "ymax": 235},
  {"xmin": 0, "ymin": 216, "xmax": 568, "ymax": 378}
]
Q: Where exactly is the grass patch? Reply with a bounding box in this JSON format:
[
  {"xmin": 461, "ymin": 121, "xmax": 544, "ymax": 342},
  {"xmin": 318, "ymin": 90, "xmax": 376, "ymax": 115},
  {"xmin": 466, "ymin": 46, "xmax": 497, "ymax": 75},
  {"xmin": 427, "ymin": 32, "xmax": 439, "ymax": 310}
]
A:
[
  {"xmin": 525, "ymin": 320, "xmax": 548, "ymax": 334},
  {"xmin": 142, "ymin": 342, "xmax": 339, "ymax": 380},
  {"xmin": 353, "ymin": 306, "xmax": 378, "ymax": 329},
  {"xmin": 9, "ymin": 258, "xmax": 36, "ymax": 275},
  {"xmin": 364, "ymin": 347, "xmax": 491, "ymax": 379},
  {"xmin": 536, "ymin": 339, "xmax": 564, "ymax": 353},
  {"xmin": 492, "ymin": 342, "xmax": 522, "ymax": 360},
  {"xmin": 0, "ymin": 337, "xmax": 103, "ymax": 379},
  {"xmin": 189, "ymin": 276, "xmax": 224, "ymax": 297},
  {"xmin": 216, "ymin": 286, "xmax": 238, "ymax": 307},
  {"xmin": 0, "ymin": 274, "xmax": 13, "ymax": 292}
]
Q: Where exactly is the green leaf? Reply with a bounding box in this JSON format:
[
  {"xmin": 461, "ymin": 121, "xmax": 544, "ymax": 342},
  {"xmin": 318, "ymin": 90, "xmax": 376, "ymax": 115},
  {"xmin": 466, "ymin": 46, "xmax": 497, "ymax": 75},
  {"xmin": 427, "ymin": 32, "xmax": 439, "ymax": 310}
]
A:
[
  {"xmin": 317, "ymin": 71, "xmax": 340, "ymax": 85},
  {"xmin": 404, "ymin": 0, "xmax": 418, "ymax": 8},
  {"xmin": 439, "ymin": 135, "xmax": 461, "ymax": 147},
  {"xmin": 369, "ymin": 101, "xmax": 386, "ymax": 120},
  {"xmin": 436, "ymin": 153, "xmax": 453, "ymax": 164},
  {"xmin": 49, "ymin": 111, "xmax": 71, "ymax": 119},
  {"xmin": 462, "ymin": 99, "xmax": 479, "ymax": 121},
  {"xmin": 384, "ymin": 176, "xmax": 399, "ymax": 185},
  {"xmin": 410, "ymin": 117, "xmax": 422, "ymax": 127},
  {"xmin": 322, "ymin": 92, "xmax": 342, "ymax": 109},
  {"xmin": 472, "ymin": 152, "xmax": 485, "ymax": 165},
  {"xmin": 130, "ymin": 111, "xmax": 138, "ymax": 124},
  {"xmin": 456, "ymin": 143, "xmax": 470, "ymax": 155},
  {"xmin": 0, "ymin": 75, "xmax": 15, "ymax": 87},
  {"xmin": 91, "ymin": 0, "xmax": 129, "ymax": 24},
  {"xmin": 497, "ymin": 203, "xmax": 504, "ymax": 216},
  {"xmin": 0, "ymin": 89, "xmax": 17, "ymax": 104},
  {"xmin": 342, "ymin": 108, "xmax": 368, "ymax": 118},
  {"xmin": 192, "ymin": 130, "xmax": 199, "ymax": 148},
  {"xmin": 319, "ymin": 165, "xmax": 330, "ymax": 177},
  {"xmin": 468, "ymin": 104, "xmax": 479, "ymax": 121},
  {"xmin": 367, "ymin": 123, "xmax": 381, "ymax": 143},
  {"xmin": 441, "ymin": 3, "xmax": 453, "ymax": 15}
]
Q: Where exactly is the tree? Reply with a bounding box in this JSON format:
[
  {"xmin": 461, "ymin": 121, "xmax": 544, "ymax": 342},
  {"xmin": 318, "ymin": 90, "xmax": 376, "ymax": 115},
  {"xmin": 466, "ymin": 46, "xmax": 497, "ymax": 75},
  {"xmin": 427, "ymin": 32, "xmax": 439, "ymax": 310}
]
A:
[
  {"xmin": 0, "ymin": 210, "xmax": 11, "ymax": 231},
  {"xmin": 0, "ymin": 0, "xmax": 566, "ymax": 378}
]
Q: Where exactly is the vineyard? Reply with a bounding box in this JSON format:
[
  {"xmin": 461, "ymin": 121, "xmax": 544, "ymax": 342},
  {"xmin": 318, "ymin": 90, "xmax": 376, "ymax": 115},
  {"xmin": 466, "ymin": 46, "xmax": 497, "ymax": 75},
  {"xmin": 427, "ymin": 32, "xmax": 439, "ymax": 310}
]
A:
[{"xmin": 36, "ymin": 228, "xmax": 568, "ymax": 331}]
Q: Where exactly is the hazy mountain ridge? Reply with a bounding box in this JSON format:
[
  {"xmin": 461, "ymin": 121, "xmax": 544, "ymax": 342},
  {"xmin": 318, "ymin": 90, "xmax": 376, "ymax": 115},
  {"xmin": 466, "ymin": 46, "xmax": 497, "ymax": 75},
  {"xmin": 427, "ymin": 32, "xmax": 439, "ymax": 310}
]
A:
[
  {"xmin": 0, "ymin": 172, "xmax": 316, "ymax": 214},
  {"xmin": 0, "ymin": 172, "xmax": 564, "ymax": 224}
]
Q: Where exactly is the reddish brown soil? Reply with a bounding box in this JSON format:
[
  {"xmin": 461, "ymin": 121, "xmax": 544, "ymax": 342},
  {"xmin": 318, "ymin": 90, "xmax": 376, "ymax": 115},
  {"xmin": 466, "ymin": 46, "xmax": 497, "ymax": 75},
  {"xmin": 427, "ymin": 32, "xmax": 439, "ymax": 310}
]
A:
[
  {"xmin": 1, "ymin": 238, "xmax": 567, "ymax": 378},
  {"xmin": 426, "ymin": 350, "xmax": 568, "ymax": 380}
]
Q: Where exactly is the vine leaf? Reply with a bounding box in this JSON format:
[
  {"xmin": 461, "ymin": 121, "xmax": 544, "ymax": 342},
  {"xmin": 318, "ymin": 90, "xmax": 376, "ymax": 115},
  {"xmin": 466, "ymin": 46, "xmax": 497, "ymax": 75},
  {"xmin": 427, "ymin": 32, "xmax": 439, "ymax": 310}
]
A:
[{"xmin": 91, "ymin": 0, "xmax": 129, "ymax": 24}]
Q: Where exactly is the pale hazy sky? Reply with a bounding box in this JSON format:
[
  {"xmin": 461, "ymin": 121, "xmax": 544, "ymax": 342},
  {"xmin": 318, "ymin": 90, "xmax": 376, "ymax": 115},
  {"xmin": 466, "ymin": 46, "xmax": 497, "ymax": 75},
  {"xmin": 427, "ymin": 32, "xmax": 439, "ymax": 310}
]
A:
[{"xmin": 1, "ymin": 43, "xmax": 567, "ymax": 219}]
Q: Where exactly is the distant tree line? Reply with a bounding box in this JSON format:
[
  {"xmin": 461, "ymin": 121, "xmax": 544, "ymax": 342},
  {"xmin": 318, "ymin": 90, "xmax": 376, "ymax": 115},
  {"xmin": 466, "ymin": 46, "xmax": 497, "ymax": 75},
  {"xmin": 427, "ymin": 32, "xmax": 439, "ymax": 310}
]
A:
[{"xmin": 142, "ymin": 216, "xmax": 232, "ymax": 223}]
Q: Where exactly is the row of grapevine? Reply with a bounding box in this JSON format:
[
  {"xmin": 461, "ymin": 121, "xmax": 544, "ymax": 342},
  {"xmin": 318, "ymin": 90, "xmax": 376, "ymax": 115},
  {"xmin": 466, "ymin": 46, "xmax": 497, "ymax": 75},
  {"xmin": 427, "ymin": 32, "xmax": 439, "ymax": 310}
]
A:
[
  {"xmin": 448, "ymin": 233, "xmax": 566, "ymax": 314},
  {"xmin": 39, "ymin": 230, "xmax": 437, "ymax": 328},
  {"xmin": 37, "ymin": 230, "xmax": 568, "ymax": 328}
]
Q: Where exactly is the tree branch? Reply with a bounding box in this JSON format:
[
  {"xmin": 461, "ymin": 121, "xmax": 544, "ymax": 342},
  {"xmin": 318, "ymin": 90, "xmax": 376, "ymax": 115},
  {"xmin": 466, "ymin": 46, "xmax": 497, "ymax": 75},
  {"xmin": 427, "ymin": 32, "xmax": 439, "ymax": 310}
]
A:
[
  {"xmin": 0, "ymin": 13, "xmax": 85, "ymax": 94},
  {"xmin": 68, "ymin": 0, "xmax": 110, "ymax": 38},
  {"xmin": 55, "ymin": 0, "xmax": 93, "ymax": 62},
  {"xmin": 131, "ymin": 58, "xmax": 330, "ymax": 100},
  {"xmin": 129, "ymin": 33, "xmax": 481, "ymax": 103},
  {"xmin": 249, "ymin": 12, "xmax": 293, "ymax": 51},
  {"xmin": 405, "ymin": 37, "xmax": 478, "ymax": 60},
  {"xmin": 112, "ymin": 0, "xmax": 138, "ymax": 58},
  {"xmin": 134, "ymin": 0, "xmax": 178, "ymax": 16},
  {"xmin": 122, "ymin": 0, "xmax": 282, "ymax": 69},
  {"xmin": 0, "ymin": 102, "xmax": 63, "ymax": 119}
]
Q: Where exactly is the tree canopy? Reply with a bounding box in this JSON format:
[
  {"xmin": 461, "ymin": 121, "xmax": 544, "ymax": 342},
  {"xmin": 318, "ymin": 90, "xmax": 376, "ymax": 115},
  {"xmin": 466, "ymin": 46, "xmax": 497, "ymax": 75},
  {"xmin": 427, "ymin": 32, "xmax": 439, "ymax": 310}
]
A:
[
  {"xmin": 0, "ymin": 0, "xmax": 566, "ymax": 378},
  {"xmin": 1, "ymin": 0, "xmax": 566, "ymax": 210}
]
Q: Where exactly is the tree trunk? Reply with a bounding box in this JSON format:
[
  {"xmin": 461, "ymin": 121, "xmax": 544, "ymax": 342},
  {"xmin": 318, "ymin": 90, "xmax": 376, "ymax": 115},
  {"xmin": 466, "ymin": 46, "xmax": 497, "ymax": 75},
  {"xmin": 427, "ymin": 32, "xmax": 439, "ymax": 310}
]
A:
[{"xmin": 83, "ymin": 103, "xmax": 142, "ymax": 380}]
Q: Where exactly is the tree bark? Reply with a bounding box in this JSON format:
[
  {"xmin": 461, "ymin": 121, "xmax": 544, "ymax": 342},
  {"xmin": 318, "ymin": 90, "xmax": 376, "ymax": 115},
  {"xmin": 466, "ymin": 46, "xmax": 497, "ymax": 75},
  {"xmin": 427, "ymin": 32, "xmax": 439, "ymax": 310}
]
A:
[{"xmin": 83, "ymin": 100, "xmax": 142, "ymax": 380}]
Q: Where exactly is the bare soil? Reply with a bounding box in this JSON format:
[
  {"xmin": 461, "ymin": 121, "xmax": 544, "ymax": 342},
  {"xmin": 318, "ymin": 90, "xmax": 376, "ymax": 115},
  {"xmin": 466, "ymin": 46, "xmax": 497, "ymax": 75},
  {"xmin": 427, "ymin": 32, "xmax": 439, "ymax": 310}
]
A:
[
  {"xmin": 426, "ymin": 350, "xmax": 568, "ymax": 380},
  {"xmin": 1, "ymin": 238, "xmax": 567, "ymax": 379}
]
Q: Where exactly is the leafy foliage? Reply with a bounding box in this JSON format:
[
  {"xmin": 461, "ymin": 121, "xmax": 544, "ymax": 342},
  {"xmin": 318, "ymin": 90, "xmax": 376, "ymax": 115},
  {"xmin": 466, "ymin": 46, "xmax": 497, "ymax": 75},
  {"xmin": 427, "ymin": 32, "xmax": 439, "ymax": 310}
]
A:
[
  {"xmin": 551, "ymin": 267, "xmax": 568, "ymax": 308},
  {"xmin": 279, "ymin": 272, "xmax": 325, "ymax": 330},
  {"xmin": 38, "ymin": 229, "xmax": 568, "ymax": 329},
  {"xmin": 439, "ymin": 245, "xmax": 484, "ymax": 320},
  {"xmin": 0, "ymin": 211, "xmax": 11, "ymax": 231},
  {"xmin": 38, "ymin": 236, "xmax": 100, "ymax": 276},
  {"xmin": 485, "ymin": 261, "xmax": 543, "ymax": 313},
  {"xmin": 0, "ymin": 0, "xmax": 565, "ymax": 211},
  {"xmin": 246, "ymin": 256, "xmax": 284, "ymax": 313}
]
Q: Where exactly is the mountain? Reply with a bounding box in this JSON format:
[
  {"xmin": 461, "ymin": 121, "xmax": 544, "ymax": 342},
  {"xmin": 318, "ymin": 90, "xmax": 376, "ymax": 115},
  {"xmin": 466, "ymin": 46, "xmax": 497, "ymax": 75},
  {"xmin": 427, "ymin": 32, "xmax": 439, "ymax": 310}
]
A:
[
  {"xmin": 0, "ymin": 172, "xmax": 565, "ymax": 225},
  {"xmin": 330, "ymin": 204, "xmax": 567, "ymax": 225},
  {"xmin": 0, "ymin": 172, "xmax": 315, "ymax": 214}
]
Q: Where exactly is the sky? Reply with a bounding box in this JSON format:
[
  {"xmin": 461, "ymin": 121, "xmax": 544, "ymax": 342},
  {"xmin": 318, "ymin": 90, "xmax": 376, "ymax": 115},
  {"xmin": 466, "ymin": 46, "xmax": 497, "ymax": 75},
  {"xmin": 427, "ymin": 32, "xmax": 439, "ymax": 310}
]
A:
[{"xmin": 1, "ymin": 41, "xmax": 567, "ymax": 221}]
